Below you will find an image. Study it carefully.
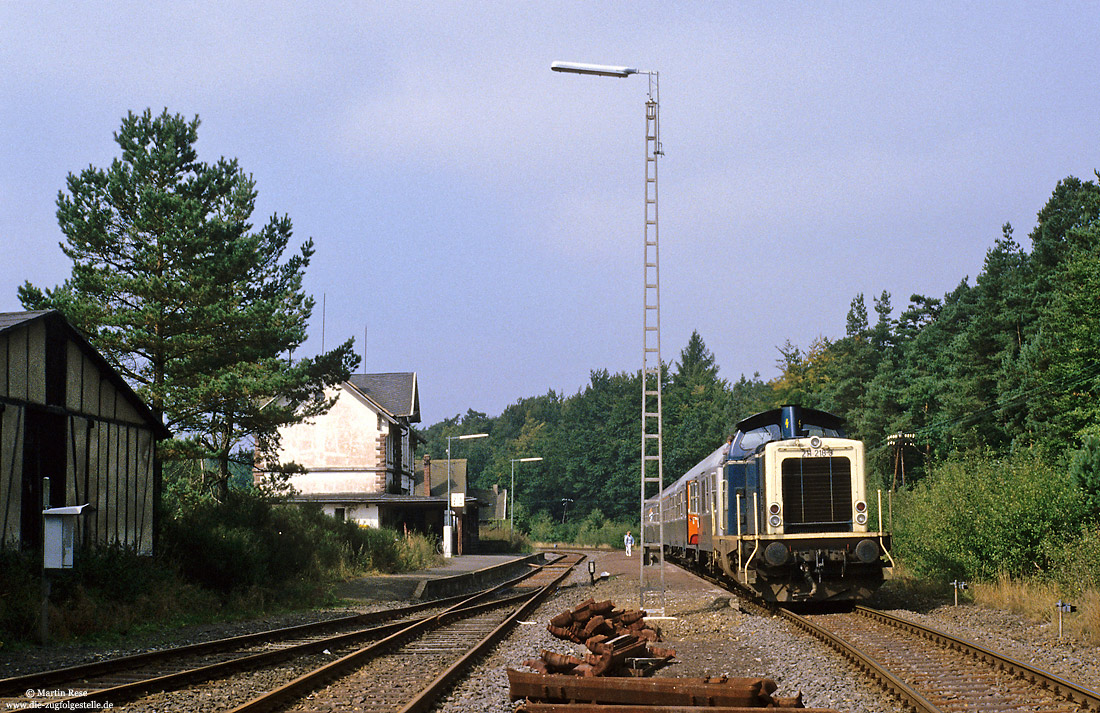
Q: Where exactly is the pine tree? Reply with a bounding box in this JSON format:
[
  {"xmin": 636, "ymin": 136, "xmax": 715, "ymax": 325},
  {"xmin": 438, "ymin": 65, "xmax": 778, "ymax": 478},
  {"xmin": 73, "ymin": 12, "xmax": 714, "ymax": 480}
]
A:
[
  {"xmin": 665, "ymin": 331, "xmax": 730, "ymax": 477},
  {"xmin": 20, "ymin": 109, "xmax": 358, "ymax": 500}
]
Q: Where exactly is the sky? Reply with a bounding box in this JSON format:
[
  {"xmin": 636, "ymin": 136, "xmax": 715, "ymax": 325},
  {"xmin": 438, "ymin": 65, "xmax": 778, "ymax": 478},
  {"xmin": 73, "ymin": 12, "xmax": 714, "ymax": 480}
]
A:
[{"xmin": 2, "ymin": 3, "xmax": 1098, "ymax": 426}]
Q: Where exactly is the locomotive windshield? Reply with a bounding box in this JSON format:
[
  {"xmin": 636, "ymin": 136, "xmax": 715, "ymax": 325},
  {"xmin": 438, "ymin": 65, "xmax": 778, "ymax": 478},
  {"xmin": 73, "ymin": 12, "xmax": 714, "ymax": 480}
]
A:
[
  {"xmin": 726, "ymin": 406, "xmax": 847, "ymax": 460},
  {"xmin": 737, "ymin": 424, "xmax": 782, "ymax": 453}
]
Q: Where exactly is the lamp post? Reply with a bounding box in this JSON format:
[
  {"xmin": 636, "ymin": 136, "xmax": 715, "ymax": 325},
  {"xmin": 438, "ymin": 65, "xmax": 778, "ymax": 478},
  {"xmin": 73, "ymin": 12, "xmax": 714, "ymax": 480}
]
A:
[
  {"xmin": 509, "ymin": 457, "xmax": 542, "ymax": 532},
  {"xmin": 444, "ymin": 432, "xmax": 488, "ymax": 558},
  {"xmin": 553, "ymin": 59, "xmax": 666, "ymax": 612}
]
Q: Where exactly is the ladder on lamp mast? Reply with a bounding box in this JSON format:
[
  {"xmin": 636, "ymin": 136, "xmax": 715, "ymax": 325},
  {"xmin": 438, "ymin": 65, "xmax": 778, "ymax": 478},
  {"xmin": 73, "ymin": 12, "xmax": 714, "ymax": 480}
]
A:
[{"xmin": 640, "ymin": 84, "xmax": 666, "ymax": 615}]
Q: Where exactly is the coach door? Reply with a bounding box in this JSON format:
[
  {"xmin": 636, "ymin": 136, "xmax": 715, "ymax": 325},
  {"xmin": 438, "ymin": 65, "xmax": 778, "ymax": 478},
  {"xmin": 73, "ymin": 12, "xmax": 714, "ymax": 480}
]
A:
[
  {"xmin": 687, "ymin": 479, "xmax": 700, "ymax": 545},
  {"xmin": 709, "ymin": 470, "xmax": 721, "ymax": 538}
]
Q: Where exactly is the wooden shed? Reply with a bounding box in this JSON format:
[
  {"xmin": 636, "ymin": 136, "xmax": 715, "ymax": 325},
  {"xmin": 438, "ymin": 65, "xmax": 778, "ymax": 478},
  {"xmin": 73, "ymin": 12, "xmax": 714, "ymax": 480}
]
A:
[{"xmin": 0, "ymin": 310, "xmax": 170, "ymax": 554}]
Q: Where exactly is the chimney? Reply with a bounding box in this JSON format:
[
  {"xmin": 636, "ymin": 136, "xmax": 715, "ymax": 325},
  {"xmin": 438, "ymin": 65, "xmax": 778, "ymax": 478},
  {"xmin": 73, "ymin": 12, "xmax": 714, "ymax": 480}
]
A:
[{"xmin": 423, "ymin": 454, "xmax": 432, "ymax": 497}]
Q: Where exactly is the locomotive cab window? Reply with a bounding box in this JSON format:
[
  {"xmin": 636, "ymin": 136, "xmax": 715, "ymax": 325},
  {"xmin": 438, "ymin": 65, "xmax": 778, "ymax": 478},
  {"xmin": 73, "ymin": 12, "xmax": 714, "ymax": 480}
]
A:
[{"xmin": 737, "ymin": 424, "xmax": 782, "ymax": 453}]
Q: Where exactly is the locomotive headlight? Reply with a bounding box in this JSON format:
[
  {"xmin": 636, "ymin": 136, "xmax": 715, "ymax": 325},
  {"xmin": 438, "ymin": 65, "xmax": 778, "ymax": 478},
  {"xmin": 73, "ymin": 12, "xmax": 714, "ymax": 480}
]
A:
[
  {"xmin": 769, "ymin": 514, "xmax": 782, "ymax": 528},
  {"xmin": 768, "ymin": 502, "xmax": 781, "ymax": 515},
  {"xmin": 809, "ymin": 436, "xmax": 822, "ymax": 449},
  {"xmin": 855, "ymin": 500, "xmax": 867, "ymax": 513},
  {"xmin": 855, "ymin": 512, "xmax": 868, "ymax": 525}
]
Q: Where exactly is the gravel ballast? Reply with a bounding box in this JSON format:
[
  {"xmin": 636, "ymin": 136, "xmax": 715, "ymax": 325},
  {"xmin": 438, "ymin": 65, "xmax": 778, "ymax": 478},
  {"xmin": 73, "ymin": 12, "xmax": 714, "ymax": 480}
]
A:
[{"xmin": 4, "ymin": 551, "xmax": 1098, "ymax": 713}]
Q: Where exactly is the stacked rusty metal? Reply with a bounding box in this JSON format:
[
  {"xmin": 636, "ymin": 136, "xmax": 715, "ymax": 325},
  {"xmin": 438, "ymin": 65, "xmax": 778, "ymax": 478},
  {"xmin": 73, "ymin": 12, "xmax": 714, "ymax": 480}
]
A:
[
  {"xmin": 508, "ymin": 669, "xmax": 827, "ymax": 710},
  {"xmin": 524, "ymin": 598, "xmax": 674, "ymax": 677},
  {"xmin": 510, "ymin": 598, "xmax": 826, "ymax": 710}
]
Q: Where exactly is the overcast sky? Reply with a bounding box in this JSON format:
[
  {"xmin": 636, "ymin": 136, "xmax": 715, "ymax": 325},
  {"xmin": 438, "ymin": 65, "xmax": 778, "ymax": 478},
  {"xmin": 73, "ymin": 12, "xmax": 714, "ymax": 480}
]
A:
[{"xmin": 3, "ymin": 3, "xmax": 1098, "ymax": 425}]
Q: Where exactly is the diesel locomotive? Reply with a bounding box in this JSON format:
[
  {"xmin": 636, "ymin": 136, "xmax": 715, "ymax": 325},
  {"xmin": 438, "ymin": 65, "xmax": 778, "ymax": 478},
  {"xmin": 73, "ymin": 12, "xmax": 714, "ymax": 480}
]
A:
[{"xmin": 642, "ymin": 405, "xmax": 893, "ymax": 602}]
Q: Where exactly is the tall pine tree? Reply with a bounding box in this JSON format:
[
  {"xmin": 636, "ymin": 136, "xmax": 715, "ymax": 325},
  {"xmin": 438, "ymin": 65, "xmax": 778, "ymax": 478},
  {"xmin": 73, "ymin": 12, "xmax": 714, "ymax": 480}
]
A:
[
  {"xmin": 665, "ymin": 331, "xmax": 731, "ymax": 477},
  {"xmin": 20, "ymin": 109, "xmax": 359, "ymax": 500}
]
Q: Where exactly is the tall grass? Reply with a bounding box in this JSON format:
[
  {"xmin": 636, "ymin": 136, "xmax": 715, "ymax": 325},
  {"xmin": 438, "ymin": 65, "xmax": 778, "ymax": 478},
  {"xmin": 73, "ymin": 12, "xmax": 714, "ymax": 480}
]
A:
[{"xmin": 973, "ymin": 577, "xmax": 1100, "ymax": 645}]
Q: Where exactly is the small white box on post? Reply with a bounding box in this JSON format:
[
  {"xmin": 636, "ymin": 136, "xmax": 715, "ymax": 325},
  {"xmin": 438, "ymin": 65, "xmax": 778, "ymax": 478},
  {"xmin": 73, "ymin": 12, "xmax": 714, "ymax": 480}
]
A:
[{"xmin": 42, "ymin": 504, "xmax": 93, "ymax": 570}]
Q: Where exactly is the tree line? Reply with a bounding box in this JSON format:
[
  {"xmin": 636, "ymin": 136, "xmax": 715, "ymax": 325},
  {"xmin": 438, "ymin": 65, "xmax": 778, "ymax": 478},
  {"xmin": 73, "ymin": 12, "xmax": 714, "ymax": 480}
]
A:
[
  {"xmin": 423, "ymin": 173, "xmax": 1100, "ymax": 528},
  {"xmin": 420, "ymin": 331, "xmax": 776, "ymax": 525},
  {"xmin": 771, "ymin": 174, "xmax": 1100, "ymax": 482}
]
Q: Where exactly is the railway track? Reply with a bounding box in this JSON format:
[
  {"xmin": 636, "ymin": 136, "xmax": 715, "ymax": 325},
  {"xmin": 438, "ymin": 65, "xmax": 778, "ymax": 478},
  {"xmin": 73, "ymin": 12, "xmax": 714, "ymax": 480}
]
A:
[
  {"xmin": 232, "ymin": 551, "xmax": 584, "ymax": 713},
  {"xmin": 2, "ymin": 552, "xmax": 581, "ymax": 712},
  {"xmin": 784, "ymin": 605, "xmax": 1100, "ymax": 713},
  {"xmin": 666, "ymin": 556, "xmax": 1100, "ymax": 712}
]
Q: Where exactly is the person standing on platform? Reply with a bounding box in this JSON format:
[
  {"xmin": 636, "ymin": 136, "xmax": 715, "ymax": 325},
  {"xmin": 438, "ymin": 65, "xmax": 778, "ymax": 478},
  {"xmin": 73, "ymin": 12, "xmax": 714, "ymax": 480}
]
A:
[{"xmin": 624, "ymin": 530, "xmax": 634, "ymax": 557}]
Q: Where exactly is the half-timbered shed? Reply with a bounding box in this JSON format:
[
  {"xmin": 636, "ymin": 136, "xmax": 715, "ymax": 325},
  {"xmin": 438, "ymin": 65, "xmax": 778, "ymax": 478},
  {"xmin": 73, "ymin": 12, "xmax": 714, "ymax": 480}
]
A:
[{"xmin": 0, "ymin": 310, "xmax": 170, "ymax": 554}]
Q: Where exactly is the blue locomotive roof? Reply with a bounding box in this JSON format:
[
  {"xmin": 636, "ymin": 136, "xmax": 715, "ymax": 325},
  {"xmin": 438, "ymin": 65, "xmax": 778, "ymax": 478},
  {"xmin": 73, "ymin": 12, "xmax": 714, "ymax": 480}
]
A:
[
  {"xmin": 726, "ymin": 405, "xmax": 846, "ymax": 460},
  {"xmin": 646, "ymin": 405, "xmax": 850, "ymax": 504}
]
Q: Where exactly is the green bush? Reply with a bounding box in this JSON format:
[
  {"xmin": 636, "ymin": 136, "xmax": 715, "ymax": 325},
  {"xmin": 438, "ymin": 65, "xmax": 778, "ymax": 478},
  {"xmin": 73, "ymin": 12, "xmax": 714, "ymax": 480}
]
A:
[
  {"xmin": 895, "ymin": 450, "xmax": 1087, "ymax": 581},
  {"xmin": 0, "ymin": 546, "xmax": 218, "ymax": 645},
  {"xmin": 161, "ymin": 490, "xmax": 442, "ymax": 593},
  {"xmin": 0, "ymin": 550, "xmax": 40, "ymax": 643},
  {"xmin": 575, "ymin": 509, "xmax": 633, "ymax": 548},
  {"xmin": 1049, "ymin": 525, "xmax": 1100, "ymax": 594},
  {"xmin": 478, "ymin": 525, "xmax": 533, "ymax": 553},
  {"xmin": 523, "ymin": 508, "xmax": 636, "ymax": 549},
  {"xmin": 528, "ymin": 511, "xmax": 558, "ymax": 543}
]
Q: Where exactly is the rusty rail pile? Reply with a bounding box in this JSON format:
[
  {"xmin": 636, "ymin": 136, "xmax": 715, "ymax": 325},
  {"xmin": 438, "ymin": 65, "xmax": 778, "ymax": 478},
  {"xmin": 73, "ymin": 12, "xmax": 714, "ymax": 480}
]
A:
[
  {"xmin": 510, "ymin": 598, "xmax": 829, "ymax": 711},
  {"xmin": 525, "ymin": 598, "xmax": 673, "ymax": 677},
  {"xmin": 508, "ymin": 670, "xmax": 833, "ymax": 711}
]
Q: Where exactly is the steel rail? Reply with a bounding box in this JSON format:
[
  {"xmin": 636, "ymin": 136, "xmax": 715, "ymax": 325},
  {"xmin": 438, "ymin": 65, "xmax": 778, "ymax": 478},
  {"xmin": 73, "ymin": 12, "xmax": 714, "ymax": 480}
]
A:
[
  {"xmin": 0, "ymin": 599, "xmax": 449, "ymax": 696},
  {"xmin": 776, "ymin": 607, "xmax": 941, "ymax": 713},
  {"xmin": 855, "ymin": 605, "xmax": 1100, "ymax": 711},
  {"xmin": 7, "ymin": 554, "xmax": 565, "ymax": 711},
  {"xmin": 649, "ymin": 557, "xmax": 1099, "ymax": 711},
  {"xmin": 398, "ymin": 552, "xmax": 582, "ymax": 713},
  {"xmin": 20, "ymin": 590, "xmax": 537, "ymax": 711},
  {"xmin": 3, "ymin": 552, "xmax": 560, "ymax": 698},
  {"xmin": 650, "ymin": 558, "xmax": 939, "ymax": 709},
  {"xmin": 225, "ymin": 553, "xmax": 581, "ymax": 713}
]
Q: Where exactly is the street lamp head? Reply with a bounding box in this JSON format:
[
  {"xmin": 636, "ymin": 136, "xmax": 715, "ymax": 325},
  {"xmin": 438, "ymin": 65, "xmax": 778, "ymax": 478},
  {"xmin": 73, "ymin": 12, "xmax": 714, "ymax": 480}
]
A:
[
  {"xmin": 455, "ymin": 432, "xmax": 489, "ymax": 441},
  {"xmin": 514, "ymin": 457, "xmax": 543, "ymax": 463},
  {"xmin": 552, "ymin": 61, "xmax": 638, "ymax": 78}
]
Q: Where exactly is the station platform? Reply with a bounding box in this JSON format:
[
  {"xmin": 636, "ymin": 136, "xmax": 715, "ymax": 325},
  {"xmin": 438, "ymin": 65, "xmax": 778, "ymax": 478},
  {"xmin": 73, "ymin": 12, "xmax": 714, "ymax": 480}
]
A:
[{"xmin": 334, "ymin": 552, "xmax": 544, "ymax": 602}]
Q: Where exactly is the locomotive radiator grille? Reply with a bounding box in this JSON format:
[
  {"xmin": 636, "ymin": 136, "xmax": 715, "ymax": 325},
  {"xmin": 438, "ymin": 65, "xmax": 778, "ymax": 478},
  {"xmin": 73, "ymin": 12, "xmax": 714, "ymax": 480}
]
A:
[{"xmin": 781, "ymin": 456, "xmax": 852, "ymax": 533}]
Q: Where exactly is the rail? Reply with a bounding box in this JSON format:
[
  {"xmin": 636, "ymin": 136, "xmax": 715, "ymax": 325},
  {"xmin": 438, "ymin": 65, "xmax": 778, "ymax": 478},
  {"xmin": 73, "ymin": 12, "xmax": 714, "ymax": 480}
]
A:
[
  {"xmin": 776, "ymin": 607, "xmax": 941, "ymax": 713},
  {"xmin": 228, "ymin": 552, "xmax": 582, "ymax": 712},
  {"xmin": 3, "ymin": 553, "xmax": 571, "ymax": 711},
  {"xmin": 854, "ymin": 606, "xmax": 1100, "ymax": 711}
]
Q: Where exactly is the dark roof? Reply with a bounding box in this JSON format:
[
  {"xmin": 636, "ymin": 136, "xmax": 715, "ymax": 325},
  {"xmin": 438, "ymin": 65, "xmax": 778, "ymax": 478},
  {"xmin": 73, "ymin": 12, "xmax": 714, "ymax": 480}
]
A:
[
  {"xmin": 0, "ymin": 310, "xmax": 171, "ymax": 439},
  {"xmin": 0, "ymin": 310, "xmax": 53, "ymax": 332},
  {"xmin": 347, "ymin": 372, "xmax": 420, "ymax": 423},
  {"xmin": 735, "ymin": 406, "xmax": 845, "ymax": 434}
]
